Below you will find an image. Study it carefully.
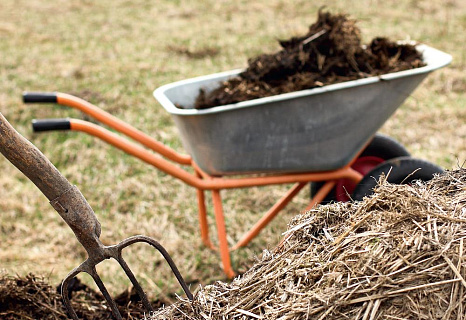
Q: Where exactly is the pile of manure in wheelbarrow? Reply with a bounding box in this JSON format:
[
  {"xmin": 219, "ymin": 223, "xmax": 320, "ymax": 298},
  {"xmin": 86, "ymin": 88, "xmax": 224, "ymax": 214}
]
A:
[
  {"xmin": 193, "ymin": 10, "xmax": 425, "ymax": 109},
  {"xmin": 150, "ymin": 169, "xmax": 466, "ymax": 319}
]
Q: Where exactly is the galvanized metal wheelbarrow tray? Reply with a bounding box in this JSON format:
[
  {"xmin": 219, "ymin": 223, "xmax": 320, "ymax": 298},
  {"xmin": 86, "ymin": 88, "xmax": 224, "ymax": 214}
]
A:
[
  {"xmin": 153, "ymin": 44, "xmax": 452, "ymax": 176},
  {"xmin": 25, "ymin": 44, "xmax": 451, "ymax": 278}
]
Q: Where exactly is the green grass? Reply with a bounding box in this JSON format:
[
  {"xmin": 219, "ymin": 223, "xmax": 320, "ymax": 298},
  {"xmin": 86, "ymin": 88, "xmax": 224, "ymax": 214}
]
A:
[{"xmin": 0, "ymin": 0, "xmax": 465, "ymax": 304}]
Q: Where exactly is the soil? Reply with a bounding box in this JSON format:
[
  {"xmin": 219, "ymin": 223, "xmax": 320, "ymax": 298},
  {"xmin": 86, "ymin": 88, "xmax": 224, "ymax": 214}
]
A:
[
  {"xmin": 0, "ymin": 273, "xmax": 167, "ymax": 320},
  {"xmin": 192, "ymin": 10, "xmax": 425, "ymax": 109}
]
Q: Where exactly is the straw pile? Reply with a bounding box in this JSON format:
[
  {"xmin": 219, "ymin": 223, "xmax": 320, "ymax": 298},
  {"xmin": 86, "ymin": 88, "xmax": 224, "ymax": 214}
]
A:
[{"xmin": 151, "ymin": 169, "xmax": 466, "ymax": 319}]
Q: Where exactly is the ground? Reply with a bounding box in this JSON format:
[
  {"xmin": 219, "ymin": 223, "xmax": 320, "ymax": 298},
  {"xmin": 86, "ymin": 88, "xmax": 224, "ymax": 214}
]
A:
[{"xmin": 0, "ymin": 0, "xmax": 465, "ymax": 317}]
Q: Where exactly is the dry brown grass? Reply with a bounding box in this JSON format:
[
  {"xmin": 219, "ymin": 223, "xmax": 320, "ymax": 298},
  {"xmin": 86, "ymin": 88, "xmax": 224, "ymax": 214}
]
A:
[
  {"xmin": 0, "ymin": 0, "xmax": 465, "ymax": 305},
  {"xmin": 152, "ymin": 169, "xmax": 466, "ymax": 319}
]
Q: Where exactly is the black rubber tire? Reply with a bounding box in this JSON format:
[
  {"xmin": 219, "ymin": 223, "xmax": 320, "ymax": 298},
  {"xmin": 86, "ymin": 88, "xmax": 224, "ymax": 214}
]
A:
[
  {"xmin": 310, "ymin": 133, "xmax": 410, "ymax": 203},
  {"xmin": 359, "ymin": 133, "xmax": 411, "ymax": 159},
  {"xmin": 352, "ymin": 156, "xmax": 444, "ymax": 201}
]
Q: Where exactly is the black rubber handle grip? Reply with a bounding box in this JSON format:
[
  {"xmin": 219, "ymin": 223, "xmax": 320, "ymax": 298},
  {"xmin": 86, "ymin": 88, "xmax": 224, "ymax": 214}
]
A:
[
  {"xmin": 32, "ymin": 119, "xmax": 71, "ymax": 132},
  {"xmin": 23, "ymin": 92, "xmax": 57, "ymax": 103}
]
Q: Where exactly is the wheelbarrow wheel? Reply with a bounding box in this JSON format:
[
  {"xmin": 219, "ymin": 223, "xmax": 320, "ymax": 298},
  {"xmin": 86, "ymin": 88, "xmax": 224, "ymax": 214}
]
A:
[
  {"xmin": 352, "ymin": 156, "xmax": 444, "ymax": 201},
  {"xmin": 310, "ymin": 133, "xmax": 410, "ymax": 203}
]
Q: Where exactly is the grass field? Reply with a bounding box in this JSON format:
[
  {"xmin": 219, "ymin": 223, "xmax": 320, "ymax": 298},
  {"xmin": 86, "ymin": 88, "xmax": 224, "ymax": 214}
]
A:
[{"xmin": 0, "ymin": 0, "xmax": 465, "ymax": 304}]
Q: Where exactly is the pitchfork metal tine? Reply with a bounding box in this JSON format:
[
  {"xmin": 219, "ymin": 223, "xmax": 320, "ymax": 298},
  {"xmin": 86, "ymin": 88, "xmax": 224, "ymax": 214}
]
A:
[
  {"xmin": 117, "ymin": 257, "xmax": 154, "ymax": 313},
  {"xmin": 60, "ymin": 236, "xmax": 193, "ymax": 320},
  {"xmin": 61, "ymin": 269, "xmax": 82, "ymax": 320},
  {"xmin": 62, "ymin": 266, "xmax": 125, "ymax": 320},
  {"xmin": 91, "ymin": 270, "xmax": 124, "ymax": 320},
  {"xmin": 115, "ymin": 235, "xmax": 194, "ymax": 301}
]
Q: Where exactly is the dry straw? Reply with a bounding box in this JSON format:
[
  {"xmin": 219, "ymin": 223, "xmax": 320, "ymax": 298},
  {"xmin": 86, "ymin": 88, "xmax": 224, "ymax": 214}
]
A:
[{"xmin": 151, "ymin": 169, "xmax": 466, "ymax": 319}]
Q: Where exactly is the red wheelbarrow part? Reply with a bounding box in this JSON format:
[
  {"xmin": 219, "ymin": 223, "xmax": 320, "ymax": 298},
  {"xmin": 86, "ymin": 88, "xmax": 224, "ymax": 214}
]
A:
[
  {"xmin": 311, "ymin": 133, "xmax": 410, "ymax": 202},
  {"xmin": 352, "ymin": 156, "xmax": 444, "ymax": 201}
]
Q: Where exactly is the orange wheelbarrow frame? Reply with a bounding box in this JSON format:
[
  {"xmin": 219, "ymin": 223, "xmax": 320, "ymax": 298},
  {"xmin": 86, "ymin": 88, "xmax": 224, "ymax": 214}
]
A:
[{"xmin": 25, "ymin": 92, "xmax": 364, "ymax": 278}]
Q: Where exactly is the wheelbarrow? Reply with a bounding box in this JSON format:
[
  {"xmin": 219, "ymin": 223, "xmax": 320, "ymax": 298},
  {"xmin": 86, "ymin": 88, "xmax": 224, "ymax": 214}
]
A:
[{"xmin": 23, "ymin": 43, "xmax": 451, "ymax": 278}]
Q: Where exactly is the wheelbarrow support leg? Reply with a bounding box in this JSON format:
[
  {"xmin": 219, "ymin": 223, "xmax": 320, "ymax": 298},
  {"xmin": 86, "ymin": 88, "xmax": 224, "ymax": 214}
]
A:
[
  {"xmin": 212, "ymin": 190, "xmax": 235, "ymax": 278},
  {"xmin": 304, "ymin": 180, "xmax": 336, "ymax": 211},
  {"xmin": 197, "ymin": 188, "xmax": 216, "ymax": 249},
  {"xmin": 232, "ymin": 182, "xmax": 307, "ymax": 250}
]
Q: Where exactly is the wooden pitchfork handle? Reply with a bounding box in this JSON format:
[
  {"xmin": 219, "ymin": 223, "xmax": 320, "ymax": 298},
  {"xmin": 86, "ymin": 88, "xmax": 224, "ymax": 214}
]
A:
[{"xmin": 0, "ymin": 112, "xmax": 103, "ymax": 253}]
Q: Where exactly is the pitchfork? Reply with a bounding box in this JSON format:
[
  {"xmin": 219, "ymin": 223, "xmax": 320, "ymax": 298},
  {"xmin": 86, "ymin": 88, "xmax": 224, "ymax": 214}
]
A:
[{"xmin": 0, "ymin": 112, "xmax": 193, "ymax": 319}]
